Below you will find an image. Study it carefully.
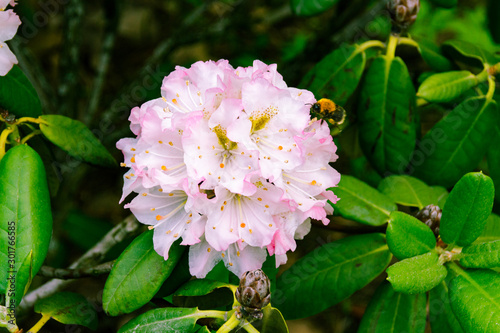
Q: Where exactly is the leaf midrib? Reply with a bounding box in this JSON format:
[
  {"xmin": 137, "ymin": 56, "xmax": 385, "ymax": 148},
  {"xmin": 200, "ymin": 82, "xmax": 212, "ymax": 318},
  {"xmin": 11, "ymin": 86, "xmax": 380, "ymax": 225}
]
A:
[{"xmin": 339, "ymin": 183, "xmax": 392, "ymax": 217}]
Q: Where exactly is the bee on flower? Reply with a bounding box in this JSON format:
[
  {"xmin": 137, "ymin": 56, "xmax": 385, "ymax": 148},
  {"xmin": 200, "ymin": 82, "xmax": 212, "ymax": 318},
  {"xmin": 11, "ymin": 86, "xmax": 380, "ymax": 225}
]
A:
[{"xmin": 117, "ymin": 59, "xmax": 341, "ymax": 278}]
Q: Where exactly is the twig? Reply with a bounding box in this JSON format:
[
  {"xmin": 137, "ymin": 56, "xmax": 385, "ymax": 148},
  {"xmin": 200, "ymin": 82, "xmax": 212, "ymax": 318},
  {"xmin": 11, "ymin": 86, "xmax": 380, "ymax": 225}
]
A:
[
  {"xmin": 38, "ymin": 261, "xmax": 115, "ymax": 279},
  {"xmin": 85, "ymin": 0, "xmax": 120, "ymax": 125},
  {"xmin": 18, "ymin": 215, "xmax": 141, "ymax": 313},
  {"xmin": 57, "ymin": 0, "xmax": 84, "ymax": 118}
]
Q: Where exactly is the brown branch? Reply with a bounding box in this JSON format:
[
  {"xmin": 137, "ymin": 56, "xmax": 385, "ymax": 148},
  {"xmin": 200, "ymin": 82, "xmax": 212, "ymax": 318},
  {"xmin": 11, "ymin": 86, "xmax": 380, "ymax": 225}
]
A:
[
  {"xmin": 38, "ymin": 261, "xmax": 115, "ymax": 280},
  {"xmin": 18, "ymin": 215, "xmax": 140, "ymax": 314}
]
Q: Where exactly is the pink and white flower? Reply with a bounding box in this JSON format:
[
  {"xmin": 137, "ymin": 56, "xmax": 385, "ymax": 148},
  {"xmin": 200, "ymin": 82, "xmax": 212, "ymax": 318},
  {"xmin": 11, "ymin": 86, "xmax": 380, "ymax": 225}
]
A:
[
  {"xmin": 0, "ymin": 0, "xmax": 21, "ymax": 76},
  {"xmin": 117, "ymin": 59, "xmax": 341, "ymax": 278}
]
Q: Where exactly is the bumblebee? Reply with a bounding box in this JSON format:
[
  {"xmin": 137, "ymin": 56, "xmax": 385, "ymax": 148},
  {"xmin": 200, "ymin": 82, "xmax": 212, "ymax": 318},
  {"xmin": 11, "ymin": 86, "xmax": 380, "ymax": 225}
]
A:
[{"xmin": 310, "ymin": 98, "xmax": 346, "ymax": 126}]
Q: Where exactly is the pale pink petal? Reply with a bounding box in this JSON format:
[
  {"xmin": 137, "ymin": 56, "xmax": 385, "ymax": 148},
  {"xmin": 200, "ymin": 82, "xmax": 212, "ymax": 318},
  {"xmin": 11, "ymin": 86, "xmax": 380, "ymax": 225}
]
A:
[
  {"xmin": 189, "ymin": 237, "xmax": 222, "ymax": 278},
  {"xmin": 0, "ymin": 9, "xmax": 21, "ymax": 41},
  {"xmin": 0, "ymin": 42, "xmax": 17, "ymax": 76}
]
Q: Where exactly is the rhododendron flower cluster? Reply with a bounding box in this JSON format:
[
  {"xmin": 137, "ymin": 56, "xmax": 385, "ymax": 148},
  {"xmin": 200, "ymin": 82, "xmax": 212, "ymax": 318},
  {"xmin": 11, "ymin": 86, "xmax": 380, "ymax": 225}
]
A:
[
  {"xmin": 0, "ymin": 0, "xmax": 21, "ymax": 76},
  {"xmin": 117, "ymin": 59, "xmax": 340, "ymax": 278}
]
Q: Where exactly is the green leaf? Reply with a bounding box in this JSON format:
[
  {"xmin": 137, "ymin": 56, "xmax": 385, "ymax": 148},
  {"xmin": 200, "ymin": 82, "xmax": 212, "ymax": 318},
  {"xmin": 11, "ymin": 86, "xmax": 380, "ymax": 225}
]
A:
[
  {"xmin": 440, "ymin": 172, "xmax": 495, "ymax": 247},
  {"xmin": 332, "ymin": 175, "xmax": 397, "ymax": 226},
  {"xmin": 0, "ymin": 145, "xmax": 52, "ymax": 305},
  {"xmin": 39, "ymin": 115, "xmax": 116, "ymax": 167},
  {"xmin": 429, "ymin": 281, "xmax": 464, "ymax": 333},
  {"xmin": 428, "ymin": 0, "xmax": 457, "ymax": 8},
  {"xmin": 487, "ymin": 124, "xmax": 500, "ymax": 204},
  {"xmin": 34, "ymin": 292, "xmax": 98, "ymax": 329},
  {"xmin": 387, "ymin": 211, "xmax": 436, "ymax": 260},
  {"xmin": 432, "ymin": 186, "xmax": 449, "ymax": 207},
  {"xmin": 290, "ymin": 0, "xmax": 338, "ymax": 16},
  {"xmin": 442, "ymin": 40, "xmax": 498, "ymax": 68},
  {"xmin": 412, "ymin": 97, "xmax": 499, "ymax": 187},
  {"xmin": 387, "ymin": 252, "xmax": 447, "ymax": 294},
  {"xmin": 460, "ymin": 241, "xmax": 500, "ymax": 268},
  {"xmin": 273, "ymin": 233, "xmax": 392, "ymax": 319},
  {"xmin": 416, "ymin": 39, "xmax": 453, "ymax": 72},
  {"xmin": 417, "ymin": 71, "xmax": 479, "ymax": 103},
  {"xmin": 449, "ymin": 269, "xmax": 500, "ymax": 332},
  {"xmin": 172, "ymin": 279, "xmax": 234, "ymax": 310},
  {"xmin": 475, "ymin": 213, "xmax": 500, "ymax": 244},
  {"xmin": 0, "ymin": 65, "xmax": 42, "ymax": 117},
  {"xmin": 258, "ymin": 306, "xmax": 289, "ymax": 333},
  {"xmin": 300, "ymin": 44, "xmax": 366, "ymax": 105},
  {"xmin": 378, "ymin": 175, "xmax": 436, "ymax": 209},
  {"xmin": 358, "ymin": 56, "xmax": 417, "ymax": 175},
  {"xmin": 118, "ymin": 307, "xmax": 202, "ymax": 333},
  {"xmin": 102, "ymin": 231, "xmax": 185, "ymax": 316},
  {"xmin": 358, "ymin": 282, "xmax": 426, "ymax": 333},
  {"xmin": 155, "ymin": 250, "xmax": 191, "ymax": 298}
]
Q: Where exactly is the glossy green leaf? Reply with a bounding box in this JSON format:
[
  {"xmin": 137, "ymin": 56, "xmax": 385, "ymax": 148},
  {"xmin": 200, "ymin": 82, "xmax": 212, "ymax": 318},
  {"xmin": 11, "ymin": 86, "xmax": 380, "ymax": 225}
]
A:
[
  {"xmin": 449, "ymin": 269, "xmax": 500, "ymax": 332},
  {"xmin": 429, "ymin": 281, "xmax": 464, "ymax": 333},
  {"xmin": 102, "ymin": 231, "xmax": 185, "ymax": 316},
  {"xmin": 172, "ymin": 279, "xmax": 234, "ymax": 310},
  {"xmin": 258, "ymin": 306, "xmax": 289, "ymax": 333},
  {"xmin": 0, "ymin": 145, "xmax": 52, "ymax": 305},
  {"xmin": 432, "ymin": 186, "xmax": 449, "ymax": 207},
  {"xmin": 428, "ymin": 0, "xmax": 457, "ymax": 8},
  {"xmin": 440, "ymin": 172, "xmax": 495, "ymax": 247},
  {"xmin": 378, "ymin": 175, "xmax": 436, "ymax": 209},
  {"xmin": 274, "ymin": 233, "xmax": 392, "ymax": 319},
  {"xmin": 155, "ymin": 250, "xmax": 191, "ymax": 298},
  {"xmin": 487, "ymin": 0, "xmax": 500, "ymax": 44},
  {"xmin": 487, "ymin": 124, "xmax": 500, "ymax": 204},
  {"xmin": 34, "ymin": 292, "xmax": 98, "ymax": 329},
  {"xmin": 387, "ymin": 252, "xmax": 447, "ymax": 294},
  {"xmin": 387, "ymin": 211, "xmax": 436, "ymax": 260},
  {"xmin": 358, "ymin": 56, "xmax": 417, "ymax": 175},
  {"xmin": 0, "ymin": 65, "xmax": 42, "ymax": 117},
  {"xmin": 118, "ymin": 307, "xmax": 203, "ymax": 333},
  {"xmin": 417, "ymin": 39, "xmax": 453, "ymax": 72},
  {"xmin": 460, "ymin": 241, "xmax": 500, "ymax": 268},
  {"xmin": 474, "ymin": 213, "xmax": 500, "ymax": 244},
  {"xmin": 39, "ymin": 115, "xmax": 116, "ymax": 167},
  {"xmin": 332, "ymin": 175, "xmax": 397, "ymax": 226},
  {"xmin": 358, "ymin": 282, "xmax": 426, "ymax": 333},
  {"xmin": 300, "ymin": 44, "xmax": 365, "ymax": 105},
  {"xmin": 290, "ymin": 0, "xmax": 338, "ymax": 16},
  {"xmin": 417, "ymin": 71, "xmax": 479, "ymax": 103},
  {"xmin": 412, "ymin": 97, "xmax": 498, "ymax": 187},
  {"xmin": 443, "ymin": 40, "xmax": 498, "ymax": 67}
]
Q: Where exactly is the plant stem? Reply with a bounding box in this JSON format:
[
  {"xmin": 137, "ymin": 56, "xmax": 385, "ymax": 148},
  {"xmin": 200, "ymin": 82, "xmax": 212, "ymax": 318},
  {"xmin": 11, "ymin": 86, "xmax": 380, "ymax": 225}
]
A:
[
  {"xmin": 27, "ymin": 314, "xmax": 51, "ymax": 333},
  {"xmin": 0, "ymin": 127, "xmax": 15, "ymax": 160},
  {"xmin": 20, "ymin": 130, "xmax": 42, "ymax": 145},
  {"xmin": 357, "ymin": 40, "xmax": 386, "ymax": 53},
  {"xmin": 241, "ymin": 321, "xmax": 260, "ymax": 333},
  {"xmin": 199, "ymin": 310, "xmax": 229, "ymax": 320},
  {"xmin": 37, "ymin": 261, "xmax": 115, "ymax": 279},
  {"xmin": 216, "ymin": 312, "xmax": 239, "ymax": 333},
  {"xmin": 398, "ymin": 37, "xmax": 419, "ymax": 49},
  {"xmin": 486, "ymin": 76, "xmax": 496, "ymax": 102},
  {"xmin": 386, "ymin": 34, "xmax": 398, "ymax": 60},
  {"xmin": 16, "ymin": 117, "xmax": 47, "ymax": 125}
]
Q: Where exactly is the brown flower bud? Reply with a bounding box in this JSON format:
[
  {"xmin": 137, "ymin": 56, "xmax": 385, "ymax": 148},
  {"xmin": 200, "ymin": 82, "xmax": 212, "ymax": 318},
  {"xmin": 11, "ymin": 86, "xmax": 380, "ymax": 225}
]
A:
[
  {"xmin": 414, "ymin": 204, "xmax": 442, "ymax": 237},
  {"xmin": 235, "ymin": 269, "xmax": 271, "ymax": 320},
  {"xmin": 387, "ymin": 0, "xmax": 420, "ymax": 33}
]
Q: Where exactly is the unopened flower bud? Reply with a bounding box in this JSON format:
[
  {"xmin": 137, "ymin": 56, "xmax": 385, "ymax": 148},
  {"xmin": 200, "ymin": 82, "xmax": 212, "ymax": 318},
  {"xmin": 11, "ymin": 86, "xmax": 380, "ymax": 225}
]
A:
[
  {"xmin": 387, "ymin": 0, "xmax": 420, "ymax": 33},
  {"xmin": 415, "ymin": 204, "xmax": 441, "ymax": 237},
  {"xmin": 235, "ymin": 269, "xmax": 271, "ymax": 320}
]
